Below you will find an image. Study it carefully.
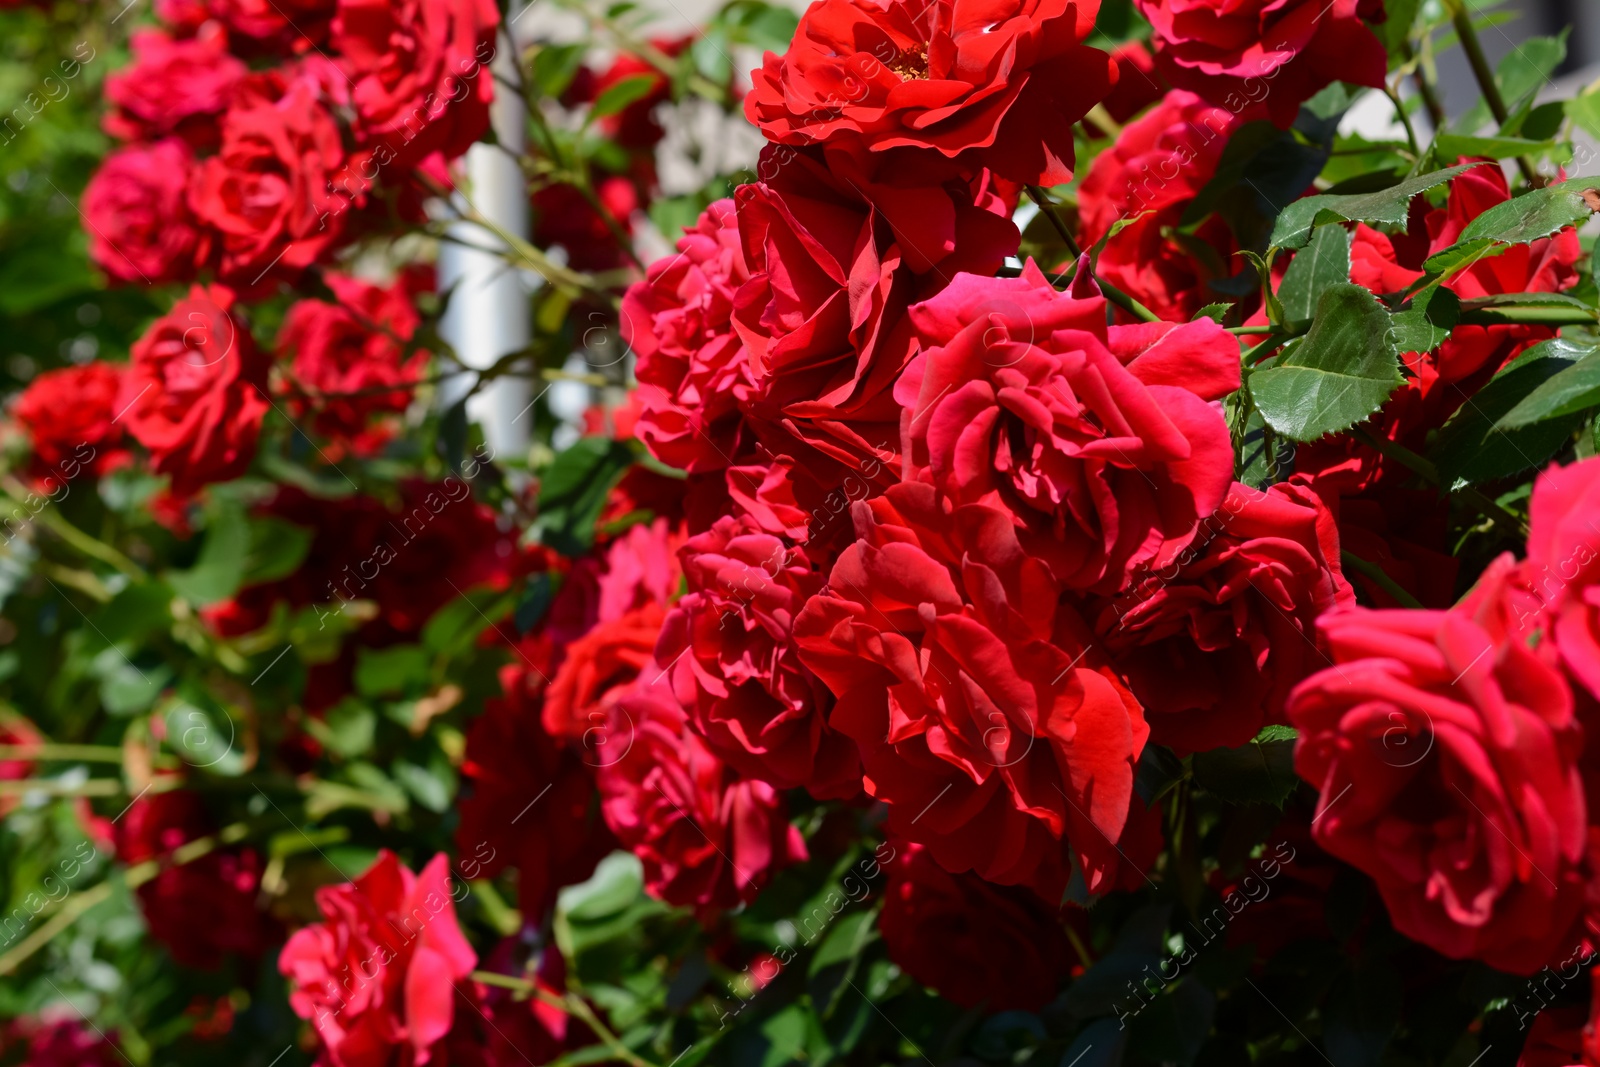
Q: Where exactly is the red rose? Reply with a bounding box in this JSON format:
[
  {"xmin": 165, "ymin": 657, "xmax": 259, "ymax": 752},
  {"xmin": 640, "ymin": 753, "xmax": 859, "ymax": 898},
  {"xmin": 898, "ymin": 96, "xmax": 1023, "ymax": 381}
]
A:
[
  {"xmin": 456, "ymin": 664, "xmax": 616, "ymax": 919},
  {"xmin": 744, "ymin": 0, "xmax": 1114, "ymax": 186},
  {"xmin": 1100, "ymin": 41, "xmax": 1168, "ymax": 123},
  {"xmin": 656, "ymin": 514, "xmax": 861, "ymax": 799},
  {"xmin": 0, "ymin": 714, "xmax": 41, "ymax": 820},
  {"xmin": 0, "ymin": 1019, "xmax": 122, "ymax": 1067},
  {"xmin": 597, "ymin": 673, "xmax": 808, "ymax": 911},
  {"xmin": 1077, "ymin": 90, "xmax": 1241, "ymax": 322},
  {"xmin": 115, "ymin": 790, "xmax": 279, "ymax": 971},
  {"xmin": 121, "ymin": 285, "xmax": 269, "ymax": 496},
  {"xmin": 196, "ymin": 0, "xmax": 336, "ymax": 53},
  {"xmin": 532, "ymin": 177, "xmax": 639, "ymax": 273},
  {"xmin": 794, "ymin": 482, "xmax": 1151, "ymax": 898},
  {"xmin": 1523, "ymin": 457, "xmax": 1600, "ymax": 702},
  {"xmin": 1133, "ymin": 0, "xmax": 1387, "ymax": 128},
  {"xmin": 1096, "ymin": 480, "xmax": 1353, "ymax": 754},
  {"xmin": 734, "ymin": 144, "xmax": 1017, "ymax": 483},
  {"xmin": 1287, "ymin": 561, "xmax": 1589, "ymax": 975},
  {"xmin": 189, "ymin": 82, "xmax": 354, "ymax": 288},
  {"xmin": 543, "ymin": 602, "xmax": 667, "ymax": 742},
  {"xmin": 280, "ymin": 850, "xmax": 477, "ymax": 1067},
  {"xmin": 898, "ymin": 262, "xmax": 1238, "ymax": 593},
  {"xmin": 622, "ymin": 198, "xmax": 754, "ymax": 474},
  {"xmin": 332, "ymin": 0, "xmax": 499, "ymax": 165},
  {"xmin": 81, "ymin": 139, "xmax": 202, "ymax": 286},
  {"xmin": 279, "ymin": 270, "xmax": 429, "ymax": 451},
  {"xmin": 103, "ymin": 27, "xmax": 245, "ymax": 146},
  {"xmin": 11, "ymin": 363, "xmax": 129, "ymax": 486},
  {"xmin": 879, "ymin": 841, "xmax": 1077, "ymax": 1011}
]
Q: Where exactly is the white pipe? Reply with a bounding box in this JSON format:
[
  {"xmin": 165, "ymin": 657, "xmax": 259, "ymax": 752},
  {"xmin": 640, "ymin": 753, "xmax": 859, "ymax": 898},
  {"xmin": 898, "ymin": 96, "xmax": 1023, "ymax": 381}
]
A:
[{"xmin": 438, "ymin": 20, "xmax": 533, "ymax": 463}]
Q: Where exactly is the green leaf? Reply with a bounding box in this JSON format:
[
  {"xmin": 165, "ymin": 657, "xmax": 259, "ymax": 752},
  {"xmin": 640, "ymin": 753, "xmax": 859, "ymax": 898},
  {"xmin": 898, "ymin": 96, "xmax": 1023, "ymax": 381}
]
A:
[
  {"xmin": 1433, "ymin": 134, "xmax": 1554, "ymax": 161},
  {"xmin": 589, "ymin": 73, "xmax": 659, "ymax": 121},
  {"xmin": 1424, "ymin": 179, "xmax": 1600, "ymax": 275},
  {"xmin": 1497, "ymin": 337, "xmax": 1600, "ymax": 429},
  {"xmin": 1248, "ymin": 284, "xmax": 1403, "ymax": 442},
  {"xmin": 166, "ymin": 500, "xmax": 251, "ymax": 606},
  {"xmin": 354, "ymin": 644, "xmax": 430, "ymax": 697},
  {"xmin": 1432, "ymin": 339, "xmax": 1591, "ymax": 487},
  {"xmin": 1268, "ymin": 164, "xmax": 1481, "ymax": 250},
  {"xmin": 242, "ymin": 516, "xmax": 312, "ymax": 586},
  {"xmin": 1375, "ymin": 0, "xmax": 1420, "ymax": 53},
  {"xmin": 422, "ymin": 587, "xmax": 516, "ymax": 656},
  {"xmin": 1277, "ymin": 224, "xmax": 1351, "ymax": 323},
  {"xmin": 1390, "ymin": 286, "xmax": 1460, "ymax": 355},
  {"xmin": 531, "ymin": 42, "xmax": 588, "ymax": 99},
  {"xmin": 534, "ymin": 437, "xmax": 636, "ymax": 555},
  {"xmin": 1192, "ymin": 303, "xmax": 1232, "ymax": 324},
  {"xmin": 1570, "ymin": 91, "xmax": 1600, "ymax": 141},
  {"xmin": 308, "ymin": 699, "xmax": 376, "ymax": 758},
  {"xmin": 394, "ymin": 752, "xmax": 456, "ymax": 813},
  {"xmin": 163, "ymin": 692, "xmax": 246, "ymax": 775},
  {"xmin": 1192, "ymin": 725, "xmax": 1300, "ymax": 806}
]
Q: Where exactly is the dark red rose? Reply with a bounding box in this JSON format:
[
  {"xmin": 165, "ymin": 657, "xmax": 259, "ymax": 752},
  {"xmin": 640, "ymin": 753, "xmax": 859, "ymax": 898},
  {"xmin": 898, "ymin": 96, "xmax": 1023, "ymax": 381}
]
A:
[
  {"xmin": 103, "ymin": 27, "xmax": 245, "ymax": 146},
  {"xmin": 461, "ymin": 940, "xmax": 589, "ymax": 1064},
  {"xmin": 193, "ymin": 0, "xmax": 336, "ymax": 53},
  {"xmin": 332, "ymin": 0, "xmax": 499, "ymax": 165},
  {"xmin": 456, "ymin": 663, "xmax": 617, "ymax": 919},
  {"xmin": 204, "ymin": 479, "xmax": 528, "ymax": 641},
  {"xmin": 898, "ymin": 262, "xmax": 1238, "ymax": 594},
  {"xmin": 0, "ymin": 1019, "xmax": 122, "ymax": 1067},
  {"xmin": 189, "ymin": 82, "xmax": 355, "ymax": 288},
  {"xmin": 597, "ymin": 672, "xmax": 808, "ymax": 912},
  {"xmin": 121, "ymin": 284, "xmax": 269, "ymax": 496},
  {"xmin": 115, "ymin": 790, "xmax": 279, "ymax": 970},
  {"xmin": 879, "ymin": 840, "xmax": 1076, "ymax": 1011},
  {"xmin": 280, "ymin": 851, "xmax": 477, "ymax": 1067},
  {"xmin": 622, "ymin": 198, "xmax": 754, "ymax": 474},
  {"xmin": 794, "ymin": 482, "xmax": 1151, "ymax": 899},
  {"xmin": 543, "ymin": 602, "xmax": 667, "ymax": 742},
  {"xmin": 1096, "ymin": 480, "xmax": 1352, "ymax": 754},
  {"xmin": 81, "ymin": 139, "xmax": 202, "ymax": 286},
  {"xmin": 11, "ymin": 363, "xmax": 129, "ymax": 485},
  {"xmin": 745, "ymin": 0, "xmax": 1114, "ymax": 186},
  {"xmin": 1287, "ymin": 559, "xmax": 1589, "ymax": 975},
  {"xmin": 278, "ymin": 270, "xmax": 429, "ymax": 452},
  {"xmin": 656, "ymin": 514, "xmax": 860, "ymax": 799},
  {"xmin": 532, "ymin": 177, "xmax": 639, "ymax": 273},
  {"xmin": 1133, "ymin": 0, "xmax": 1387, "ymax": 128},
  {"xmin": 734, "ymin": 143, "xmax": 1018, "ymax": 484},
  {"xmin": 1100, "ymin": 41, "xmax": 1168, "ymax": 123},
  {"xmin": 1077, "ymin": 90, "xmax": 1241, "ymax": 322}
]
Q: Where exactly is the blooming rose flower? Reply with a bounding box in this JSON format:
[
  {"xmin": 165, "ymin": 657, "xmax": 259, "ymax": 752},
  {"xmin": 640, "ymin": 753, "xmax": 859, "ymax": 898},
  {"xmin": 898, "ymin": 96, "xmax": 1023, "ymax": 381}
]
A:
[
  {"xmin": 332, "ymin": 0, "xmax": 499, "ymax": 166},
  {"xmin": 204, "ymin": 479, "xmax": 528, "ymax": 640},
  {"xmin": 1133, "ymin": 0, "xmax": 1388, "ymax": 128},
  {"xmin": 0, "ymin": 1019, "xmax": 122, "ymax": 1067},
  {"xmin": 11, "ymin": 363, "xmax": 129, "ymax": 486},
  {"xmin": 532, "ymin": 176, "xmax": 640, "ymax": 273},
  {"xmin": 81, "ymin": 139, "xmax": 202, "ymax": 285},
  {"xmin": 1521, "ymin": 457, "xmax": 1600, "ymax": 702},
  {"xmin": 456, "ymin": 663, "xmax": 616, "ymax": 919},
  {"xmin": 1096, "ymin": 480, "xmax": 1353, "ymax": 754},
  {"xmin": 120, "ymin": 285, "xmax": 269, "ymax": 497},
  {"xmin": 656, "ymin": 515, "xmax": 860, "ymax": 799},
  {"xmin": 189, "ymin": 82, "xmax": 353, "ymax": 288},
  {"xmin": 745, "ymin": 0, "xmax": 1115, "ymax": 186},
  {"xmin": 280, "ymin": 850, "xmax": 477, "ymax": 1067},
  {"xmin": 1287, "ymin": 561, "xmax": 1589, "ymax": 975},
  {"xmin": 1100, "ymin": 41, "xmax": 1168, "ymax": 123},
  {"xmin": 621, "ymin": 199, "xmax": 754, "ymax": 474},
  {"xmin": 115, "ymin": 790, "xmax": 279, "ymax": 970},
  {"xmin": 278, "ymin": 270, "xmax": 429, "ymax": 451},
  {"xmin": 543, "ymin": 602, "xmax": 667, "ymax": 742},
  {"xmin": 734, "ymin": 143, "xmax": 1018, "ymax": 485},
  {"xmin": 181, "ymin": 0, "xmax": 337, "ymax": 53},
  {"xmin": 596, "ymin": 673, "xmax": 808, "ymax": 912},
  {"xmin": 794, "ymin": 482, "xmax": 1151, "ymax": 898},
  {"xmin": 103, "ymin": 28, "xmax": 245, "ymax": 146},
  {"xmin": 1077, "ymin": 90, "xmax": 1241, "ymax": 322},
  {"xmin": 879, "ymin": 841, "xmax": 1077, "ymax": 1010},
  {"xmin": 897, "ymin": 262, "xmax": 1238, "ymax": 593}
]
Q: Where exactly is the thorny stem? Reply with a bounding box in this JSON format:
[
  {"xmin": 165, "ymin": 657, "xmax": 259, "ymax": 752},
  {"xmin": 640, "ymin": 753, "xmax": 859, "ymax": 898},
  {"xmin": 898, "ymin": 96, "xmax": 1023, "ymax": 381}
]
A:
[
  {"xmin": 1400, "ymin": 39, "xmax": 1448, "ymax": 131},
  {"xmin": 1025, "ymin": 184, "xmax": 1083, "ymax": 259}
]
